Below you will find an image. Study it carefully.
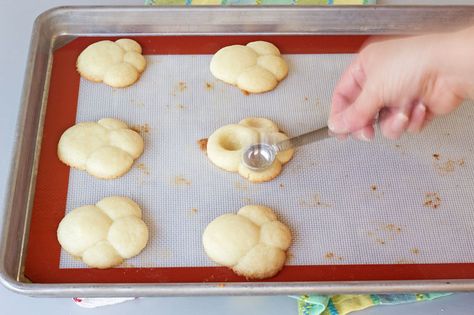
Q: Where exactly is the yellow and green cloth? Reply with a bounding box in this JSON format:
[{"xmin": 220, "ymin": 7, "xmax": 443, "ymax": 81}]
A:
[
  {"xmin": 146, "ymin": 0, "xmax": 375, "ymax": 5},
  {"xmin": 294, "ymin": 293, "xmax": 451, "ymax": 315}
]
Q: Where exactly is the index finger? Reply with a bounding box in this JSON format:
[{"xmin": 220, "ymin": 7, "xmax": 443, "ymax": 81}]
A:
[{"xmin": 330, "ymin": 57, "xmax": 366, "ymax": 117}]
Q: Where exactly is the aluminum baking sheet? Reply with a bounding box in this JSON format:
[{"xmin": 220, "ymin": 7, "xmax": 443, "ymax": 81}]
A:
[
  {"xmin": 4, "ymin": 6, "xmax": 474, "ymax": 297},
  {"xmin": 60, "ymin": 53, "xmax": 474, "ymax": 269}
]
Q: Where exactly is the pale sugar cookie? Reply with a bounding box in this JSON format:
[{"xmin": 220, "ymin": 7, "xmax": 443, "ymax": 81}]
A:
[
  {"xmin": 210, "ymin": 41, "xmax": 288, "ymax": 94},
  {"xmin": 57, "ymin": 196, "xmax": 149, "ymax": 269},
  {"xmin": 203, "ymin": 205, "xmax": 291, "ymax": 279},
  {"xmin": 77, "ymin": 39, "xmax": 147, "ymax": 88},
  {"xmin": 58, "ymin": 118, "xmax": 144, "ymax": 179},
  {"xmin": 206, "ymin": 117, "xmax": 294, "ymax": 182}
]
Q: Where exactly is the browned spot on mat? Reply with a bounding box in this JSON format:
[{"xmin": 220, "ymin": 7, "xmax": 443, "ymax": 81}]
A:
[
  {"xmin": 235, "ymin": 181, "xmax": 249, "ymax": 191},
  {"xmin": 242, "ymin": 197, "xmax": 252, "ymax": 203},
  {"xmin": 432, "ymin": 153, "xmax": 466, "ymax": 174},
  {"xmin": 304, "ymin": 96, "xmax": 308, "ymax": 101},
  {"xmin": 376, "ymin": 238, "xmax": 386, "ymax": 245},
  {"xmin": 186, "ymin": 207, "xmax": 198, "ymax": 218},
  {"xmin": 217, "ymin": 283, "xmax": 225, "ymax": 288},
  {"xmin": 131, "ymin": 123, "xmax": 150, "ymax": 135},
  {"xmin": 434, "ymin": 158, "xmax": 465, "ymax": 174},
  {"xmin": 438, "ymin": 160, "xmax": 455, "ymax": 173},
  {"xmin": 367, "ymin": 223, "xmax": 401, "ymax": 245},
  {"xmin": 174, "ymin": 176, "xmax": 191, "ymax": 186},
  {"xmin": 279, "ymin": 183, "xmax": 285, "ymax": 188},
  {"xmin": 171, "ymin": 81, "xmax": 187, "ymax": 96},
  {"xmin": 393, "ymin": 143, "xmax": 407, "ymax": 154},
  {"xmin": 325, "ymin": 252, "xmax": 334, "ymax": 259},
  {"xmin": 325, "ymin": 252, "xmax": 343, "ymax": 261},
  {"xmin": 384, "ymin": 224, "xmax": 401, "ymax": 233},
  {"xmin": 423, "ymin": 192, "xmax": 441, "ymax": 209},
  {"xmin": 411, "ymin": 248, "xmax": 420, "ymax": 255},
  {"xmin": 205, "ymin": 82, "xmax": 214, "ymax": 90},
  {"xmin": 136, "ymin": 163, "xmax": 150, "ymax": 175},
  {"xmin": 299, "ymin": 194, "xmax": 331, "ymax": 208},
  {"xmin": 176, "ymin": 104, "xmax": 187, "ymax": 109},
  {"xmin": 198, "ymin": 138, "xmax": 208, "ymax": 153},
  {"xmin": 370, "ymin": 184, "xmax": 384, "ymax": 198}
]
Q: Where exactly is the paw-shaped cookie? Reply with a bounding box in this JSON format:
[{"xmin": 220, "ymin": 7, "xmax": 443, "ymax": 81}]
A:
[
  {"xmin": 210, "ymin": 41, "xmax": 288, "ymax": 94},
  {"xmin": 202, "ymin": 205, "xmax": 291, "ymax": 279},
  {"xmin": 77, "ymin": 39, "xmax": 147, "ymax": 88},
  {"xmin": 57, "ymin": 196, "xmax": 149, "ymax": 269},
  {"xmin": 206, "ymin": 117, "xmax": 294, "ymax": 182},
  {"xmin": 58, "ymin": 118, "xmax": 144, "ymax": 179}
]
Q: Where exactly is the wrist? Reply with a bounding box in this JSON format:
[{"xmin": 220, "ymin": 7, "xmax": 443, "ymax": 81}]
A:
[{"xmin": 436, "ymin": 26, "xmax": 474, "ymax": 100}]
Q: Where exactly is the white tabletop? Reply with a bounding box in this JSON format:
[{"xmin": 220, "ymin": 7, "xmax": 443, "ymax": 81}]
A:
[{"xmin": 1, "ymin": 1, "xmax": 474, "ymax": 314}]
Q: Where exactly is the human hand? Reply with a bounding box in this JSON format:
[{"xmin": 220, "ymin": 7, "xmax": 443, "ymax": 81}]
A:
[{"xmin": 328, "ymin": 29, "xmax": 473, "ymax": 140}]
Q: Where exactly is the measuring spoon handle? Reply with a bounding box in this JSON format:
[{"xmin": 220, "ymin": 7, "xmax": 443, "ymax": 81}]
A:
[{"xmin": 273, "ymin": 126, "xmax": 330, "ymax": 152}]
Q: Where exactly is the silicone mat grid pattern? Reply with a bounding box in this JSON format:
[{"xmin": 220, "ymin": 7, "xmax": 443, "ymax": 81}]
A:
[{"xmin": 60, "ymin": 54, "xmax": 474, "ymax": 268}]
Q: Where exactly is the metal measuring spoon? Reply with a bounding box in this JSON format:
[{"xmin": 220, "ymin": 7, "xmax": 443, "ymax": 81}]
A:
[{"xmin": 242, "ymin": 126, "xmax": 330, "ymax": 171}]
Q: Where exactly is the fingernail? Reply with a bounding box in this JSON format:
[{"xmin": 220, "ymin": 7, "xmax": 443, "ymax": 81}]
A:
[
  {"xmin": 408, "ymin": 102, "xmax": 427, "ymax": 133},
  {"xmin": 352, "ymin": 129, "xmax": 374, "ymax": 142},
  {"xmin": 328, "ymin": 119, "xmax": 336, "ymax": 131},
  {"xmin": 359, "ymin": 130, "xmax": 373, "ymax": 142},
  {"xmin": 391, "ymin": 112, "xmax": 409, "ymax": 133},
  {"xmin": 416, "ymin": 102, "xmax": 426, "ymax": 113},
  {"xmin": 328, "ymin": 115, "xmax": 348, "ymax": 134}
]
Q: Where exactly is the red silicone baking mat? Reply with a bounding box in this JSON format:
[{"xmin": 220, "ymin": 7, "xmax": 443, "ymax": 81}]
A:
[{"xmin": 23, "ymin": 35, "xmax": 474, "ymax": 284}]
